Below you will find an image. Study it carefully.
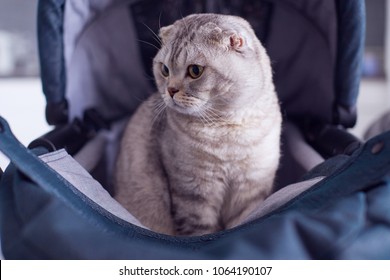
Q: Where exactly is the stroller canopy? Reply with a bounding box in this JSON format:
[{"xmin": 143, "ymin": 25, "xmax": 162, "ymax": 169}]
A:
[{"xmin": 39, "ymin": 0, "xmax": 364, "ymax": 128}]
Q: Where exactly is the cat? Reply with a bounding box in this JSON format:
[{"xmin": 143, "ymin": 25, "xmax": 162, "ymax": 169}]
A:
[{"xmin": 114, "ymin": 13, "xmax": 281, "ymax": 236}]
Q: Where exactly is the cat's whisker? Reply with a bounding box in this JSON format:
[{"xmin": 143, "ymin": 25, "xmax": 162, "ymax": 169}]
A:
[
  {"xmin": 153, "ymin": 99, "xmax": 165, "ymax": 112},
  {"xmin": 141, "ymin": 73, "xmax": 157, "ymax": 85},
  {"xmin": 151, "ymin": 101, "xmax": 163, "ymax": 117},
  {"xmin": 137, "ymin": 39, "xmax": 160, "ymax": 51},
  {"xmin": 195, "ymin": 104, "xmax": 212, "ymax": 127},
  {"xmin": 200, "ymin": 106, "xmax": 219, "ymax": 127},
  {"xmin": 198, "ymin": 114, "xmax": 207, "ymax": 127},
  {"xmin": 151, "ymin": 99, "xmax": 167, "ymax": 126},
  {"xmin": 142, "ymin": 22, "xmax": 162, "ymax": 46},
  {"xmin": 204, "ymin": 107, "xmax": 237, "ymax": 127},
  {"xmin": 152, "ymin": 108, "xmax": 166, "ymax": 127},
  {"xmin": 187, "ymin": 94, "xmax": 240, "ymax": 123},
  {"xmin": 158, "ymin": 11, "xmax": 163, "ymax": 31},
  {"xmin": 202, "ymin": 113, "xmax": 214, "ymax": 127},
  {"xmin": 203, "ymin": 106, "xmax": 226, "ymax": 119},
  {"xmin": 154, "ymin": 100, "xmax": 166, "ymax": 115},
  {"xmin": 204, "ymin": 106, "xmax": 224, "ymax": 116},
  {"xmin": 196, "ymin": 110, "xmax": 207, "ymax": 126},
  {"xmin": 180, "ymin": 11, "xmax": 190, "ymax": 35},
  {"xmin": 190, "ymin": 96, "xmax": 230, "ymax": 116}
]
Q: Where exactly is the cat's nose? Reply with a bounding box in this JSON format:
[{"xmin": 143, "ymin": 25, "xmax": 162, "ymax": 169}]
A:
[{"xmin": 168, "ymin": 87, "xmax": 179, "ymax": 97}]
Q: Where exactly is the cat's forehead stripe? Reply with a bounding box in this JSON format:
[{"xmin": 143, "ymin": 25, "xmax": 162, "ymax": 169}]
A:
[
  {"xmin": 169, "ymin": 33, "xmax": 193, "ymax": 67},
  {"xmin": 166, "ymin": 15, "xmax": 222, "ymax": 66},
  {"xmin": 171, "ymin": 43, "xmax": 188, "ymax": 67},
  {"xmin": 169, "ymin": 39, "xmax": 182, "ymax": 66}
]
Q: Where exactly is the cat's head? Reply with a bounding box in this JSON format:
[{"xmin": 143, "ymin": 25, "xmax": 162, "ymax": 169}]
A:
[{"xmin": 153, "ymin": 14, "xmax": 273, "ymax": 118}]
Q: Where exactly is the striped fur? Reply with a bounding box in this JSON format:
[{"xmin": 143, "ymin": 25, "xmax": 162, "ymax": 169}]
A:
[{"xmin": 114, "ymin": 14, "xmax": 281, "ymax": 236}]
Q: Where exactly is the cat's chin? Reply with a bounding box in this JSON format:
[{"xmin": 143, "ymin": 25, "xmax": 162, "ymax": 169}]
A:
[
  {"xmin": 167, "ymin": 103, "xmax": 202, "ymax": 117},
  {"xmin": 165, "ymin": 98, "xmax": 206, "ymax": 117}
]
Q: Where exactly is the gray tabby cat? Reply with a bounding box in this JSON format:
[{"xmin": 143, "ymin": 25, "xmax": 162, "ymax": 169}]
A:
[{"xmin": 114, "ymin": 14, "xmax": 281, "ymax": 236}]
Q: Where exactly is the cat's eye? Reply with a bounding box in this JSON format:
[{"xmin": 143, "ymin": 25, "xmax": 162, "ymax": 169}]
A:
[
  {"xmin": 161, "ymin": 63, "xmax": 169, "ymax": 77},
  {"xmin": 188, "ymin": 65, "xmax": 204, "ymax": 79}
]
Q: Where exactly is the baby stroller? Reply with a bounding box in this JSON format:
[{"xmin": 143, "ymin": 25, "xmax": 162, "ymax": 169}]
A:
[{"xmin": 1, "ymin": 0, "xmax": 390, "ymax": 259}]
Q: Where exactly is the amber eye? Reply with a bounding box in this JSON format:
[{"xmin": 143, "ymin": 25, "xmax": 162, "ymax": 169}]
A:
[
  {"xmin": 161, "ymin": 63, "xmax": 169, "ymax": 77},
  {"xmin": 188, "ymin": 65, "xmax": 204, "ymax": 79}
]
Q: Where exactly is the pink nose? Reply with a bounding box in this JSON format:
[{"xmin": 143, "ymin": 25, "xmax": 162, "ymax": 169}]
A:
[{"xmin": 168, "ymin": 87, "xmax": 179, "ymax": 97}]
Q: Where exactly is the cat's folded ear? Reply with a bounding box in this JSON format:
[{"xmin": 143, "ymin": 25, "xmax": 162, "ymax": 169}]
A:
[
  {"xmin": 159, "ymin": 25, "xmax": 175, "ymax": 45},
  {"xmin": 228, "ymin": 33, "xmax": 245, "ymax": 51},
  {"xmin": 219, "ymin": 31, "xmax": 247, "ymax": 53},
  {"xmin": 202, "ymin": 22, "xmax": 247, "ymax": 52}
]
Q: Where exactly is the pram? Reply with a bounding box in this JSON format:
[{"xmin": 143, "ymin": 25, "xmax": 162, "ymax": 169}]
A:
[{"xmin": 1, "ymin": 0, "xmax": 390, "ymax": 259}]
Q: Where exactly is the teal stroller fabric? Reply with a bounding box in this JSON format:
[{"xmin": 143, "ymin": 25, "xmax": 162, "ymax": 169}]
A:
[
  {"xmin": 1, "ymin": 117, "xmax": 390, "ymax": 259},
  {"xmin": 1, "ymin": 0, "xmax": 390, "ymax": 259}
]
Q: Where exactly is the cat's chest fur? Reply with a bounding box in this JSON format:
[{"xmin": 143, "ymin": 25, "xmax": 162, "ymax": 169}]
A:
[{"xmin": 159, "ymin": 107, "xmax": 278, "ymax": 187}]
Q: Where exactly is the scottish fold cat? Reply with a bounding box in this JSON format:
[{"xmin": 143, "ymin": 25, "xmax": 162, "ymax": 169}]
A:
[{"xmin": 115, "ymin": 14, "xmax": 281, "ymax": 236}]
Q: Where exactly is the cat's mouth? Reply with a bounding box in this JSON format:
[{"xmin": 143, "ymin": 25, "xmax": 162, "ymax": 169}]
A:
[{"xmin": 165, "ymin": 92, "xmax": 207, "ymax": 116}]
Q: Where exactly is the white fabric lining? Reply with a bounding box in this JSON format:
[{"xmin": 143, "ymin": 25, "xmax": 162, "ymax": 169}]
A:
[
  {"xmin": 242, "ymin": 176, "xmax": 324, "ymax": 225},
  {"xmin": 284, "ymin": 121, "xmax": 324, "ymax": 171},
  {"xmin": 39, "ymin": 149, "xmax": 146, "ymax": 229}
]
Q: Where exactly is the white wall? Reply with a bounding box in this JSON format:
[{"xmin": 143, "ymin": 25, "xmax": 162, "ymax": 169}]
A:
[{"xmin": 0, "ymin": 78, "xmax": 51, "ymax": 170}]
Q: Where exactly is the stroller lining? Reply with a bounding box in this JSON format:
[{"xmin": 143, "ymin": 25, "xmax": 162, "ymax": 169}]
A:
[
  {"xmin": 39, "ymin": 148, "xmax": 325, "ymax": 231},
  {"xmin": 39, "ymin": 149, "xmax": 146, "ymax": 228}
]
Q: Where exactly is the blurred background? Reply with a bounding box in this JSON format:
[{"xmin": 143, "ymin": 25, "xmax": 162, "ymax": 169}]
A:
[
  {"xmin": 0, "ymin": 0, "xmax": 48, "ymax": 172},
  {"xmin": 0, "ymin": 0, "xmax": 389, "ymax": 260}
]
